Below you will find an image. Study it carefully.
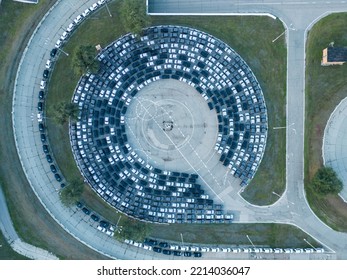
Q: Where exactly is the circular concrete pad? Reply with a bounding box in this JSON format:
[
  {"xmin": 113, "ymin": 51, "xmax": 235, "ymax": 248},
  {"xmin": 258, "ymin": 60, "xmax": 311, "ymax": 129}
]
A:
[
  {"xmin": 323, "ymin": 97, "xmax": 347, "ymax": 201},
  {"xmin": 126, "ymin": 79, "xmax": 218, "ymax": 172}
]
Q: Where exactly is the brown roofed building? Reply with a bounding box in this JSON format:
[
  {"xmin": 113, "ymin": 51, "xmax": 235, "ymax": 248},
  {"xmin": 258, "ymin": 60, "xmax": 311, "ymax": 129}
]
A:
[{"xmin": 321, "ymin": 46, "xmax": 347, "ymax": 66}]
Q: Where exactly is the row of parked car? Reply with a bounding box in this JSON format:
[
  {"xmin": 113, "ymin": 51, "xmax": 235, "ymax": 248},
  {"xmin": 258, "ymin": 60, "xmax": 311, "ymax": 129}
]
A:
[
  {"xmin": 77, "ymin": 201, "xmax": 116, "ymax": 236},
  {"xmin": 37, "ymin": 35, "xmax": 65, "ymax": 186},
  {"xmin": 37, "ymin": 2, "xmax": 113, "ymax": 186},
  {"xmin": 122, "ymin": 238, "xmax": 325, "ymax": 255},
  {"xmin": 55, "ymin": 0, "xmax": 109, "ymax": 49}
]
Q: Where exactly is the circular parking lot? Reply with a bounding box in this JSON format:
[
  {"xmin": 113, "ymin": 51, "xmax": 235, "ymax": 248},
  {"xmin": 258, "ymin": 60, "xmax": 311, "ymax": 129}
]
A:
[{"xmin": 70, "ymin": 25, "xmax": 268, "ymax": 223}]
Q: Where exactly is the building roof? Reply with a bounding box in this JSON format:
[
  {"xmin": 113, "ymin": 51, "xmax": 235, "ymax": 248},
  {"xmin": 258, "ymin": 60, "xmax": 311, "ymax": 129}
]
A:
[{"xmin": 327, "ymin": 46, "xmax": 347, "ymax": 63}]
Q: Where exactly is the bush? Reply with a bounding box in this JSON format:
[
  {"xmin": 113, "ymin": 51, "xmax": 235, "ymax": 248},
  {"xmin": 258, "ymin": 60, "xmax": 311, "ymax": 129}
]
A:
[
  {"xmin": 72, "ymin": 45, "xmax": 100, "ymax": 75},
  {"xmin": 52, "ymin": 101, "xmax": 79, "ymax": 125},
  {"xmin": 117, "ymin": 218, "xmax": 152, "ymax": 242},
  {"xmin": 311, "ymin": 166, "xmax": 343, "ymax": 195},
  {"xmin": 120, "ymin": 0, "xmax": 151, "ymax": 36},
  {"xmin": 60, "ymin": 179, "xmax": 84, "ymax": 206}
]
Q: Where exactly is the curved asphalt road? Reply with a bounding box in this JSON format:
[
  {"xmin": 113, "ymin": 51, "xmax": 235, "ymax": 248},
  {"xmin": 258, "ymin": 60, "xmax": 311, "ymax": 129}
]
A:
[{"xmin": 8, "ymin": 0, "xmax": 347, "ymax": 259}]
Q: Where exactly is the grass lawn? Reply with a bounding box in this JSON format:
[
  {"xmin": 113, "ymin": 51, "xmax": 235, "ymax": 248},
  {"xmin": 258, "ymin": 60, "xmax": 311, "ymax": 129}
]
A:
[
  {"xmin": 149, "ymin": 223, "xmax": 319, "ymax": 248},
  {"xmin": 305, "ymin": 12, "xmax": 347, "ymax": 232},
  {"xmin": 45, "ymin": 1, "xmax": 307, "ymax": 247}
]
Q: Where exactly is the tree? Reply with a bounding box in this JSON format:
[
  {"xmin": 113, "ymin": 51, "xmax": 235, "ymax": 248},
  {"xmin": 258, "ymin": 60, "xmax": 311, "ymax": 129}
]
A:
[
  {"xmin": 72, "ymin": 45, "xmax": 100, "ymax": 75},
  {"xmin": 120, "ymin": 0, "xmax": 151, "ymax": 36},
  {"xmin": 117, "ymin": 217, "xmax": 152, "ymax": 242},
  {"xmin": 311, "ymin": 166, "xmax": 343, "ymax": 195},
  {"xmin": 60, "ymin": 178, "xmax": 84, "ymax": 206},
  {"xmin": 52, "ymin": 101, "xmax": 79, "ymax": 125}
]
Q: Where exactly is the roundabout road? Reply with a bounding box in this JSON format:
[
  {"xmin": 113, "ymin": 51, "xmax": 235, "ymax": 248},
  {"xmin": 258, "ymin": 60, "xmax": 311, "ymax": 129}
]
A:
[{"xmin": 10, "ymin": 0, "xmax": 347, "ymax": 259}]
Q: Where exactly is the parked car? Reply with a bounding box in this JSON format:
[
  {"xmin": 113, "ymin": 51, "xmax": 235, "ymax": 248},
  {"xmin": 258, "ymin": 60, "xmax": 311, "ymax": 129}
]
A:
[
  {"xmin": 82, "ymin": 8, "xmax": 91, "ymax": 17},
  {"xmin": 39, "ymin": 123, "xmax": 45, "ymax": 132},
  {"xmin": 162, "ymin": 249, "xmax": 171, "ymax": 255},
  {"xmin": 90, "ymin": 3, "xmax": 99, "ymax": 11},
  {"xmin": 50, "ymin": 48, "xmax": 57, "ymax": 58},
  {"xmin": 82, "ymin": 207, "xmax": 90, "ymax": 215},
  {"xmin": 99, "ymin": 220, "xmax": 109, "ymax": 228},
  {"xmin": 38, "ymin": 90, "xmax": 44, "ymax": 100},
  {"xmin": 184, "ymin": 251, "xmax": 192, "ymax": 257},
  {"xmin": 173, "ymin": 250, "xmax": 181, "ymax": 256},
  {"xmin": 54, "ymin": 173, "xmax": 62, "ymax": 182},
  {"xmin": 159, "ymin": 242, "xmax": 168, "ymax": 248},
  {"xmin": 43, "ymin": 69, "xmax": 49, "ymax": 78},
  {"xmin": 40, "ymin": 133, "xmax": 46, "ymax": 142},
  {"xmin": 50, "ymin": 164, "xmax": 57, "ymax": 173},
  {"xmin": 46, "ymin": 154, "xmax": 53, "ymax": 163},
  {"xmin": 193, "ymin": 252, "xmax": 202, "ymax": 258},
  {"xmin": 45, "ymin": 59, "xmax": 52, "ymax": 69},
  {"xmin": 91, "ymin": 214, "xmax": 100, "ymax": 221},
  {"xmin": 40, "ymin": 80, "xmax": 46, "ymax": 89},
  {"xmin": 153, "ymin": 247, "xmax": 162, "ymax": 253},
  {"xmin": 144, "ymin": 239, "xmax": 158, "ymax": 246},
  {"xmin": 38, "ymin": 102, "xmax": 43, "ymax": 111},
  {"xmin": 42, "ymin": 145, "xmax": 49, "ymax": 153}
]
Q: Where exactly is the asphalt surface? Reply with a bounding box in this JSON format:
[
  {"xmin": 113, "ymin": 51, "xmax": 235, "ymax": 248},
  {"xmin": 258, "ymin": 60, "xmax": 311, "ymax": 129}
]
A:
[{"xmin": 7, "ymin": 0, "xmax": 347, "ymax": 260}]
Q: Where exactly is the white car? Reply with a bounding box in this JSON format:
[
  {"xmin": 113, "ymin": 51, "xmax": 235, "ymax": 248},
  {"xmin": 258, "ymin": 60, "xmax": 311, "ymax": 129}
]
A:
[
  {"xmin": 273, "ymin": 248, "xmax": 283, "ymax": 253},
  {"xmin": 210, "ymin": 248, "xmax": 220, "ymax": 252},
  {"xmin": 40, "ymin": 80, "xmax": 46, "ymax": 89},
  {"xmin": 90, "ymin": 3, "xmax": 99, "ymax": 11},
  {"xmin": 143, "ymin": 245, "xmax": 152, "ymax": 251},
  {"xmin": 294, "ymin": 248, "xmax": 304, "ymax": 253},
  {"xmin": 55, "ymin": 39, "xmax": 62, "ymax": 48},
  {"xmin": 66, "ymin": 22, "xmax": 75, "ymax": 32},
  {"xmin": 304, "ymin": 248, "xmax": 314, "ymax": 253},
  {"xmin": 221, "ymin": 248, "xmax": 231, "ymax": 252},
  {"xmin": 200, "ymin": 247, "xmax": 210, "ymax": 252},
  {"xmin": 82, "ymin": 8, "xmax": 91, "ymax": 17},
  {"xmin": 74, "ymin": 15, "xmax": 83, "ymax": 25},
  {"xmin": 45, "ymin": 59, "xmax": 52, "ymax": 69},
  {"xmin": 60, "ymin": 31, "xmax": 69, "ymax": 40}
]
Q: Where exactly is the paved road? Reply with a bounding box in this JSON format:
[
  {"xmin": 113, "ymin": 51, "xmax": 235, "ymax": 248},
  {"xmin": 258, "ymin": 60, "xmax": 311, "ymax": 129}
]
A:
[
  {"xmin": 0, "ymin": 186, "xmax": 58, "ymax": 260},
  {"xmin": 9, "ymin": 0, "xmax": 347, "ymax": 259}
]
